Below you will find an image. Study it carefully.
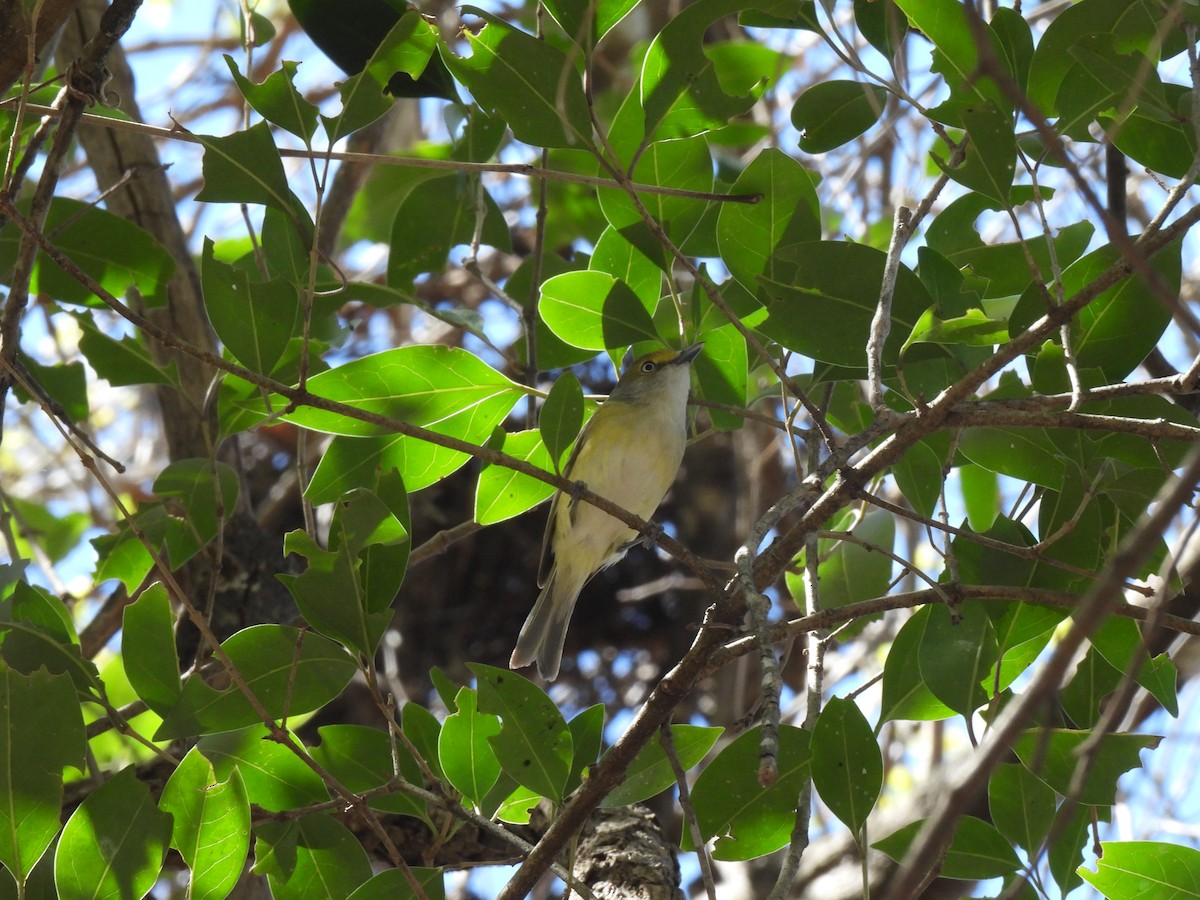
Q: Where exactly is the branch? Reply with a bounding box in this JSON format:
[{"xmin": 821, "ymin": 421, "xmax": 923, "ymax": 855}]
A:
[
  {"xmin": 703, "ymin": 583, "xmax": 1200, "ymax": 673},
  {"xmin": 888, "ymin": 445, "xmax": 1200, "ymax": 897},
  {"xmin": 0, "ymin": 99, "xmax": 761, "ymax": 205},
  {"xmin": 754, "ymin": 199, "xmax": 1200, "ymax": 585},
  {"xmin": 942, "ymin": 406, "xmax": 1200, "ymax": 442}
]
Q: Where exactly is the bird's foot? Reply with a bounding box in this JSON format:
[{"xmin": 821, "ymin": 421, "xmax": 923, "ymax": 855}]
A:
[{"xmin": 638, "ymin": 520, "xmax": 664, "ymax": 549}]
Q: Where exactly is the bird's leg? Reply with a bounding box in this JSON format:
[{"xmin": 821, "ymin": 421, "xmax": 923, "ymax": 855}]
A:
[
  {"xmin": 566, "ymin": 479, "xmax": 588, "ymax": 514},
  {"xmin": 621, "ymin": 520, "xmax": 663, "ymax": 552}
]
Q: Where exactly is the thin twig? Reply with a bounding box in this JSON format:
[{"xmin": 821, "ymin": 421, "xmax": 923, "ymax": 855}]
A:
[
  {"xmin": 660, "ymin": 723, "xmax": 716, "ymax": 900},
  {"xmin": 868, "ymin": 205, "xmax": 912, "ymax": 410},
  {"xmin": 0, "ymin": 98, "xmax": 761, "ymax": 204}
]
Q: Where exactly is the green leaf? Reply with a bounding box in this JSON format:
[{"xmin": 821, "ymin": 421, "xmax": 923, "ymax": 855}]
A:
[
  {"xmin": 1079, "ymin": 841, "xmax": 1200, "ymax": 899},
  {"xmin": 254, "ymin": 814, "xmax": 371, "ymax": 899},
  {"xmin": 441, "ymin": 9, "xmax": 592, "ymax": 149},
  {"xmin": 262, "ymin": 206, "xmax": 314, "ymax": 287},
  {"xmin": 1016, "ymin": 236, "xmax": 1182, "ymax": 383},
  {"xmin": 1088, "ymin": 617, "xmax": 1179, "ymax": 717},
  {"xmin": 1029, "ymin": 470, "xmax": 1105, "ymax": 592},
  {"xmin": 492, "ymin": 782, "xmax": 541, "ymax": 825},
  {"xmin": 960, "ymin": 464, "xmax": 999, "ymax": 533},
  {"xmin": 936, "ymin": 101, "xmax": 1016, "ymax": 202},
  {"xmin": 0, "ymin": 665, "xmax": 84, "ymax": 888},
  {"xmin": 598, "ymin": 136, "xmax": 714, "ymax": 253},
  {"xmin": 855, "ymin": 0, "xmax": 908, "ymax": 60},
  {"xmin": 692, "ymin": 322, "xmax": 748, "ymax": 431},
  {"xmin": 918, "ymin": 601, "xmax": 998, "ymax": 717},
  {"xmin": 1104, "ymin": 84, "xmax": 1197, "ymax": 179},
  {"xmin": 121, "ymin": 583, "xmax": 181, "ymax": 712},
  {"xmin": 321, "ymin": 71, "xmax": 390, "ymax": 144},
  {"xmin": 543, "ymin": 0, "xmax": 640, "ymax": 43},
  {"xmin": 0, "ymin": 198, "xmax": 175, "ymax": 307},
  {"xmin": 88, "ymin": 521, "xmax": 148, "ymax": 596},
  {"xmin": 880, "ymin": 607, "xmax": 955, "ymax": 724},
  {"xmin": 310, "ymin": 724, "xmax": 429, "ymax": 821},
  {"xmin": 402, "ymin": 703, "xmax": 445, "ymax": 782},
  {"xmin": 386, "ymin": 174, "xmax": 511, "ymax": 287},
  {"xmin": 758, "ymin": 241, "xmax": 934, "ymax": 366},
  {"xmin": 991, "ymin": 7, "xmax": 1033, "ymax": 92},
  {"xmin": 590, "ymin": 227, "xmax": 663, "ymax": 310},
  {"xmin": 926, "ymin": 191, "xmax": 1094, "ymax": 298},
  {"xmin": 812, "ymin": 508, "xmax": 895, "ymax": 610},
  {"xmin": 54, "ymin": 767, "xmax": 172, "ymax": 900},
  {"xmin": 1058, "ymin": 238, "xmax": 1179, "ymax": 381},
  {"xmin": 469, "ymin": 664, "xmax": 572, "ymax": 802},
  {"xmin": 282, "ymin": 484, "xmax": 407, "ymax": 654},
  {"xmin": 686, "ymin": 724, "xmax": 812, "ymax": 861},
  {"xmin": 1054, "ymin": 803, "xmax": 1107, "ymax": 895},
  {"xmin": 242, "ymin": 10, "xmax": 275, "ymax": 47},
  {"xmin": 159, "ymin": 748, "xmax": 251, "ymax": 900},
  {"xmin": 739, "ymin": 2, "xmax": 820, "ymax": 31},
  {"xmin": 13, "ymin": 354, "xmax": 87, "ymax": 422},
  {"xmin": 811, "ymin": 697, "xmax": 882, "ymax": 834},
  {"xmin": 988, "ymin": 602, "xmax": 1063, "ymax": 692},
  {"xmin": 307, "ymin": 433, "xmax": 483, "ymax": 502},
  {"xmin": 893, "ymin": 0, "xmax": 1006, "ymax": 117},
  {"xmin": 1060, "ymin": 647, "xmax": 1122, "ymax": 729},
  {"xmin": 540, "ymin": 371, "xmax": 584, "ymax": 472},
  {"xmin": 958, "ymin": 427, "xmax": 1067, "ymax": 488},
  {"xmin": 199, "ymin": 726, "xmax": 329, "ymax": 813},
  {"xmin": 635, "ymin": 0, "xmax": 768, "ymax": 151},
  {"xmin": 873, "ymin": 815, "xmax": 1020, "ymax": 880},
  {"xmin": 602, "ymin": 725, "xmax": 723, "ymax": 807},
  {"xmin": 1, "ymin": 583, "xmax": 101, "ymax": 694},
  {"xmin": 1013, "ymin": 729, "xmax": 1160, "ymax": 805},
  {"xmin": 361, "ymin": 9, "xmax": 439, "ymax": 87},
  {"xmin": 201, "ymin": 240, "xmax": 298, "ymax": 375},
  {"xmin": 152, "ymin": 459, "xmax": 240, "ymax": 569},
  {"xmin": 475, "ymin": 429, "xmax": 557, "ymax": 525},
  {"xmin": 716, "ymin": 148, "xmax": 821, "ymax": 299},
  {"xmin": 439, "ymin": 687, "xmax": 502, "ymax": 806},
  {"xmin": 988, "ymin": 763, "xmax": 1055, "ymax": 853},
  {"xmin": 893, "ymin": 438, "xmax": 944, "ymax": 519},
  {"xmin": 1027, "ymin": 0, "xmax": 1168, "ymax": 113},
  {"xmin": 903, "ymin": 307, "xmax": 1007, "ymax": 353},
  {"xmin": 154, "ymin": 625, "xmax": 357, "ymax": 740},
  {"xmin": 539, "ymin": 271, "xmax": 660, "ymax": 350},
  {"xmin": 347, "ymin": 867, "xmax": 446, "ymax": 900},
  {"xmin": 4, "ymin": 497, "xmax": 89, "ymax": 565},
  {"xmin": 566, "ymin": 704, "xmax": 605, "ymax": 795},
  {"xmin": 792, "ymin": 80, "xmax": 889, "ymax": 153},
  {"xmin": 75, "ymin": 313, "xmax": 174, "ymax": 386},
  {"xmin": 225, "ymin": 57, "xmax": 319, "ymax": 141},
  {"xmin": 279, "ymin": 533, "xmax": 387, "ymax": 658},
  {"xmin": 281, "ymin": 345, "xmax": 523, "ymax": 437},
  {"xmin": 707, "ymin": 40, "xmax": 790, "ymax": 103},
  {"xmin": 195, "ymin": 121, "xmax": 297, "ymax": 213},
  {"xmin": 1055, "ymin": 36, "xmax": 1167, "ymax": 141}
]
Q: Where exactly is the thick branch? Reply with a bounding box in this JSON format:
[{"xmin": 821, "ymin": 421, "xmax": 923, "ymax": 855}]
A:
[{"xmin": 56, "ymin": 0, "xmax": 216, "ymax": 460}]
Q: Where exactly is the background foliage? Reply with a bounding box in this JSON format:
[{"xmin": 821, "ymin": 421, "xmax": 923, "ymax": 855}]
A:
[{"xmin": 3, "ymin": 0, "xmax": 1200, "ymax": 897}]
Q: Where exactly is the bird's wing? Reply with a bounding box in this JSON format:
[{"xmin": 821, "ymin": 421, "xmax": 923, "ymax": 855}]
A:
[{"xmin": 537, "ymin": 407, "xmax": 599, "ymax": 588}]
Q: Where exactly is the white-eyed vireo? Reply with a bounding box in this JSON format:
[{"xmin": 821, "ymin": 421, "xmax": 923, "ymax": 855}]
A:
[{"xmin": 509, "ymin": 342, "xmax": 704, "ymax": 680}]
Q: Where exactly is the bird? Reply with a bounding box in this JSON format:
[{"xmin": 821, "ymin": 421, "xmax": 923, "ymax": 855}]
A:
[{"xmin": 510, "ymin": 342, "xmax": 704, "ymax": 680}]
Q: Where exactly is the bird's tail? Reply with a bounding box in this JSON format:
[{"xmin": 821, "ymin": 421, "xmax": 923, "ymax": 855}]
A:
[{"xmin": 509, "ymin": 567, "xmax": 582, "ymax": 680}]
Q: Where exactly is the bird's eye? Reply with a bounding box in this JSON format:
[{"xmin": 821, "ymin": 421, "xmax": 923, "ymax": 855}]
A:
[{"xmin": 640, "ymin": 361, "xmax": 656, "ymax": 373}]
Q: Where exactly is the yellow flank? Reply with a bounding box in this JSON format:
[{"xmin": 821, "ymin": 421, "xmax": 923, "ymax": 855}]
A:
[{"xmin": 509, "ymin": 342, "xmax": 704, "ymax": 680}]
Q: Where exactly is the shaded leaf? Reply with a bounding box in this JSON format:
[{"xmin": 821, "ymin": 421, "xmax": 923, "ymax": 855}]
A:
[
  {"xmin": 602, "ymin": 725, "xmax": 723, "ymax": 808},
  {"xmin": 792, "ymin": 80, "xmax": 889, "ymax": 153},
  {"xmin": 54, "ymin": 767, "xmax": 171, "ymax": 900}
]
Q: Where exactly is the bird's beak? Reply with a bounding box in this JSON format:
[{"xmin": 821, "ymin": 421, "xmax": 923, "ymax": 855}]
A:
[{"xmin": 673, "ymin": 342, "xmax": 704, "ymax": 365}]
